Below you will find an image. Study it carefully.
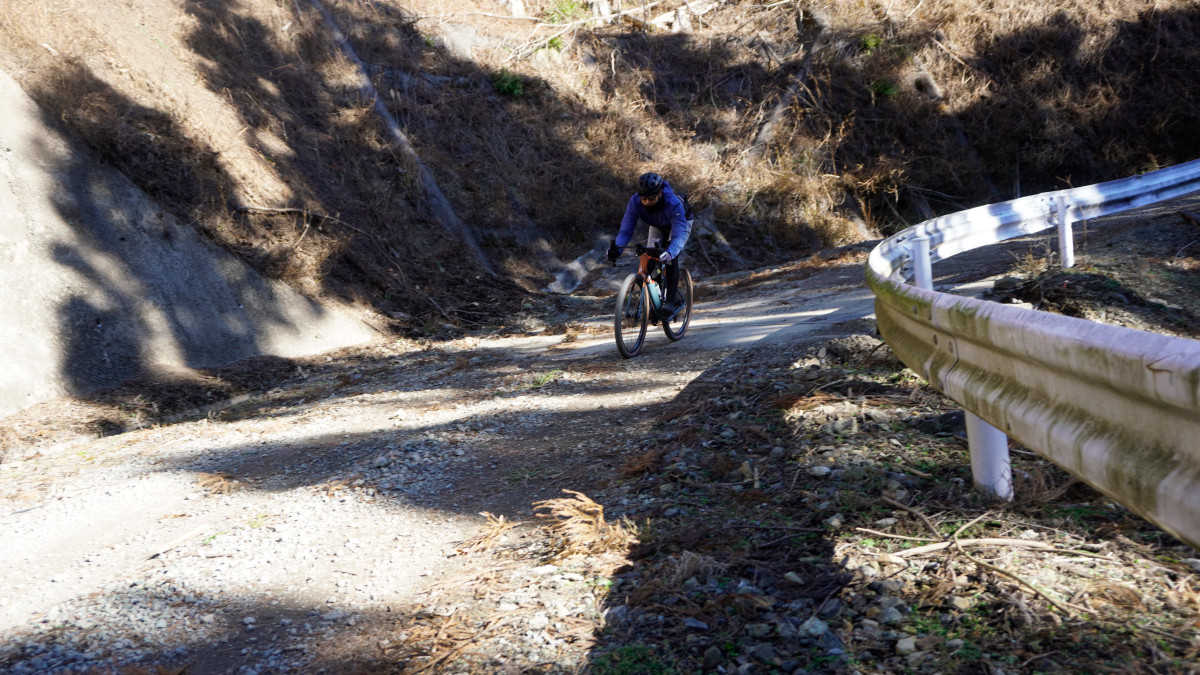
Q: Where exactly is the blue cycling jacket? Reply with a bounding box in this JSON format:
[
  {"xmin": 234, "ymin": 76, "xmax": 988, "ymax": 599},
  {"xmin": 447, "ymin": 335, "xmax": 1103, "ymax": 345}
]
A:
[{"xmin": 614, "ymin": 181, "xmax": 692, "ymax": 260}]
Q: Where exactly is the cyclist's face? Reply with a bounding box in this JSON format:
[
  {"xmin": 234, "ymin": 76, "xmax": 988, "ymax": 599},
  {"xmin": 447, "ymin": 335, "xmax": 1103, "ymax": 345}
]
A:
[{"xmin": 640, "ymin": 191, "xmax": 661, "ymax": 206}]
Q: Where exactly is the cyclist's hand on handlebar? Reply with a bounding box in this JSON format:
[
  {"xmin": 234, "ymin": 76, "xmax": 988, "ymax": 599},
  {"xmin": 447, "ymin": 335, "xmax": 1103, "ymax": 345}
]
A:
[
  {"xmin": 659, "ymin": 251, "xmax": 673, "ymax": 264},
  {"xmin": 607, "ymin": 242, "xmax": 621, "ymax": 262}
]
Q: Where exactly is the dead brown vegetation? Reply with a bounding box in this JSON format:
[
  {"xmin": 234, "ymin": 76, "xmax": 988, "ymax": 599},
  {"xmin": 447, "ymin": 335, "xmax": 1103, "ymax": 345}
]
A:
[
  {"xmin": 533, "ymin": 489, "xmax": 636, "ymax": 558},
  {"xmin": 456, "ymin": 511, "xmax": 520, "ymax": 554},
  {"xmin": 3, "ymin": 0, "xmax": 1199, "ymax": 332}
]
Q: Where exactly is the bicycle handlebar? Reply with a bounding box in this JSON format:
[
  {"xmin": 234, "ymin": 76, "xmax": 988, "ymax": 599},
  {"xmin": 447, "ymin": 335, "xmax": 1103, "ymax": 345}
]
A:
[{"xmin": 611, "ymin": 244, "xmax": 665, "ymax": 266}]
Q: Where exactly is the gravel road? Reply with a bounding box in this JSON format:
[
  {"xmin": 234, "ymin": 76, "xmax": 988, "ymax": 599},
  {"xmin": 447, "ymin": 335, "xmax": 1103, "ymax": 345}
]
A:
[{"xmin": 0, "ymin": 256, "xmax": 885, "ymax": 673}]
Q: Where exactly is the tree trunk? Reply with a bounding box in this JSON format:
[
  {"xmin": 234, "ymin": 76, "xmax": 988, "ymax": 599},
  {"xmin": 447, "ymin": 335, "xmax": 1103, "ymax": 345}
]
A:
[
  {"xmin": 744, "ymin": 6, "xmax": 829, "ymax": 166},
  {"xmin": 307, "ymin": 0, "xmax": 495, "ymax": 275}
]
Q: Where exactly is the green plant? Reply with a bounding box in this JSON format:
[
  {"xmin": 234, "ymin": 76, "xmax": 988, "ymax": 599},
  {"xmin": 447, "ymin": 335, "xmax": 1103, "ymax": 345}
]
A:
[
  {"xmin": 546, "ymin": 36, "xmax": 565, "ymax": 51},
  {"xmin": 545, "ymin": 0, "xmax": 586, "ymax": 23},
  {"xmin": 492, "ymin": 70, "xmax": 524, "ymax": 98},
  {"xmin": 859, "ymin": 33, "xmax": 883, "ymax": 54},
  {"xmin": 956, "ymin": 641, "xmax": 983, "ymax": 660},
  {"xmin": 503, "ymin": 466, "xmax": 546, "ymax": 484},
  {"xmin": 530, "ymin": 369, "xmax": 563, "ymax": 388},
  {"xmin": 592, "ymin": 644, "xmax": 678, "ymax": 675},
  {"xmin": 869, "ymin": 78, "xmax": 899, "ymax": 99}
]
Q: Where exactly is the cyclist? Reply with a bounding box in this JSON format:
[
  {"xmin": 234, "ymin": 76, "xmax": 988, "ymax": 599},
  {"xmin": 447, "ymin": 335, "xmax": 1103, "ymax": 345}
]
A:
[{"xmin": 606, "ymin": 172, "xmax": 693, "ymax": 316}]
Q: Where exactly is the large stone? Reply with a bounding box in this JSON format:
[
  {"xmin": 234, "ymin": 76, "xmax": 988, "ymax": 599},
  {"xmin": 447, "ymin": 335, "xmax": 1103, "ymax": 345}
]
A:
[
  {"xmin": 877, "ymin": 607, "xmax": 904, "ymax": 624},
  {"xmin": 945, "ymin": 595, "xmax": 974, "ymax": 611}
]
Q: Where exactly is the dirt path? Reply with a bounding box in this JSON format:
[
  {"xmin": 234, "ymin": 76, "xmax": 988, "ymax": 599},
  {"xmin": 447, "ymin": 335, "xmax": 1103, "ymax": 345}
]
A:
[{"xmin": 0, "ymin": 254, "xmax": 887, "ymax": 673}]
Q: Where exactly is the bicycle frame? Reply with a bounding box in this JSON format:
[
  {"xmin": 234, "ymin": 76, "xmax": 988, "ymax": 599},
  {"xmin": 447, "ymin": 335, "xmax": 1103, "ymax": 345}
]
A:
[{"xmin": 635, "ymin": 251, "xmax": 663, "ymax": 313}]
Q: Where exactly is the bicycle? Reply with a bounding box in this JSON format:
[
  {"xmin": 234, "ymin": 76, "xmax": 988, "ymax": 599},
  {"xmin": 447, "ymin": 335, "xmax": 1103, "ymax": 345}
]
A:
[{"xmin": 613, "ymin": 245, "xmax": 694, "ymax": 358}]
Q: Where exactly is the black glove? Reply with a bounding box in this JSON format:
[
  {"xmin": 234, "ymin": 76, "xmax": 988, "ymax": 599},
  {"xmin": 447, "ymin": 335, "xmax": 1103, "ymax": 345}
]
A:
[{"xmin": 607, "ymin": 242, "xmax": 621, "ymax": 261}]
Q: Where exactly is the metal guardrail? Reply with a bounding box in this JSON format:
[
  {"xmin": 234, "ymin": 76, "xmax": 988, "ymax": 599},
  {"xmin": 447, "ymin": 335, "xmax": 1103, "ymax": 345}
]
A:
[{"xmin": 866, "ymin": 159, "xmax": 1200, "ymax": 550}]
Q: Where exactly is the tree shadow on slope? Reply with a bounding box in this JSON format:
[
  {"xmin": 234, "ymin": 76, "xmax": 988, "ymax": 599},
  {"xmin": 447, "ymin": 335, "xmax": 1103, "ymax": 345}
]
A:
[
  {"xmin": 958, "ymin": 7, "xmax": 1200, "ymax": 195},
  {"xmin": 7, "ymin": 66, "xmax": 340, "ymax": 419},
  {"xmin": 177, "ymin": 0, "xmax": 638, "ymax": 307},
  {"xmin": 608, "ymin": 3, "xmax": 1200, "ymax": 241},
  {"xmin": 178, "ymin": 0, "xmax": 493, "ymax": 317}
]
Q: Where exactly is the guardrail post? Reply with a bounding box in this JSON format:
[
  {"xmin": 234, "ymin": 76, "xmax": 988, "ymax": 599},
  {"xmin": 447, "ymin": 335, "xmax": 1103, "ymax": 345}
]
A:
[
  {"xmin": 910, "ymin": 232, "xmax": 1014, "ymax": 501},
  {"xmin": 966, "ymin": 413, "xmax": 1013, "ymax": 500},
  {"xmin": 911, "ymin": 235, "xmax": 933, "ymax": 290},
  {"xmin": 1056, "ymin": 198, "xmax": 1075, "ymax": 269}
]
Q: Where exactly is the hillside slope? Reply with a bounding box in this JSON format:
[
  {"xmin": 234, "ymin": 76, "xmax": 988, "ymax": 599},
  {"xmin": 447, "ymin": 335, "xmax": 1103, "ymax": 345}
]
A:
[{"xmin": 3, "ymin": 0, "xmax": 1198, "ymax": 332}]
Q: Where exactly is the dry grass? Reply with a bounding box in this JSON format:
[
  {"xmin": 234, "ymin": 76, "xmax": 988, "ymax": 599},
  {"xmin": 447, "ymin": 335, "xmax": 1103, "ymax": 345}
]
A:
[
  {"xmin": 196, "ymin": 472, "xmax": 240, "ymax": 495},
  {"xmin": 3, "ymin": 0, "xmax": 1198, "ymax": 325},
  {"xmin": 662, "ymin": 550, "xmax": 726, "ymax": 589},
  {"xmin": 1013, "ymin": 462, "xmax": 1080, "ymax": 506},
  {"xmin": 619, "ymin": 447, "xmax": 664, "ymax": 477},
  {"xmin": 533, "ymin": 489, "xmax": 636, "ymax": 559},
  {"xmin": 456, "ymin": 511, "xmax": 520, "ymax": 554}
]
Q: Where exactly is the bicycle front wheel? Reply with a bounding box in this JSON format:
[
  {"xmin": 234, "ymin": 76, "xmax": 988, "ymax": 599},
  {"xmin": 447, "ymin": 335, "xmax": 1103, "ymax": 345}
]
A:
[
  {"xmin": 662, "ymin": 267, "xmax": 694, "ymax": 341},
  {"xmin": 614, "ymin": 274, "xmax": 649, "ymax": 358}
]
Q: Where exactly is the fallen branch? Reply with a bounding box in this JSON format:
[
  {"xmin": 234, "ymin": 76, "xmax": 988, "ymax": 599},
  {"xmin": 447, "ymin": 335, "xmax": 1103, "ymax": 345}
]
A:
[
  {"xmin": 881, "ymin": 496, "xmax": 943, "ymax": 539},
  {"xmin": 950, "ymin": 511, "xmax": 992, "ymax": 540},
  {"xmin": 897, "ymin": 537, "xmax": 1054, "ymax": 557},
  {"xmin": 237, "ymin": 205, "xmax": 352, "ymax": 228},
  {"xmin": 898, "ymin": 464, "xmax": 932, "ymax": 479},
  {"xmin": 149, "ymin": 526, "xmax": 206, "ymax": 560},
  {"xmin": 952, "ymin": 539, "xmax": 1077, "ymax": 618},
  {"xmin": 417, "ymin": 12, "xmax": 540, "ymax": 21},
  {"xmin": 745, "ymin": 7, "xmax": 826, "ymax": 166},
  {"xmin": 733, "ymin": 524, "xmax": 824, "ymax": 533},
  {"xmin": 307, "ymin": 0, "xmax": 495, "ymax": 274},
  {"xmin": 505, "ymin": 24, "xmax": 580, "ymax": 62},
  {"xmin": 237, "ymin": 205, "xmax": 392, "ymax": 256},
  {"xmin": 628, "ymin": 0, "xmax": 721, "ymax": 29},
  {"xmin": 614, "ymin": 0, "xmax": 672, "ymax": 28},
  {"xmin": 853, "ymin": 527, "xmax": 938, "ymax": 543}
]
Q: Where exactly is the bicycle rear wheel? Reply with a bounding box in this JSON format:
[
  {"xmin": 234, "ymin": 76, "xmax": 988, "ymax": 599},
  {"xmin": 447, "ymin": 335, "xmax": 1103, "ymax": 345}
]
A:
[
  {"xmin": 662, "ymin": 267, "xmax": 694, "ymax": 341},
  {"xmin": 614, "ymin": 274, "xmax": 649, "ymax": 358}
]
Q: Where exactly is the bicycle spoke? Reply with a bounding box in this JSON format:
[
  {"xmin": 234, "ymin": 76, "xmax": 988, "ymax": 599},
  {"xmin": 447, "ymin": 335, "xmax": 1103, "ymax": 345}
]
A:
[
  {"xmin": 614, "ymin": 275, "xmax": 649, "ymax": 358},
  {"xmin": 662, "ymin": 267, "xmax": 693, "ymax": 341}
]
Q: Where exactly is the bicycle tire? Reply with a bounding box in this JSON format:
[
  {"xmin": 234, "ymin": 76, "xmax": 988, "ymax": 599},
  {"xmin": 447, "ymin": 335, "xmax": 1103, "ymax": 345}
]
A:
[
  {"xmin": 614, "ymin": 274, "xmax": 649, "ymax": 358},
  {"xmin": 662, "ymin": 267, "xmax": 694, "ymax": 341}
]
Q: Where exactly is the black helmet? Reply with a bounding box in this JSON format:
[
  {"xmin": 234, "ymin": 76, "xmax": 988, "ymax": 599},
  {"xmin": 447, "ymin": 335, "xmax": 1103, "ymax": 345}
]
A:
[{"xmin": 637, "ymin": 172, "xmax": 664, "ymax": 196}]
